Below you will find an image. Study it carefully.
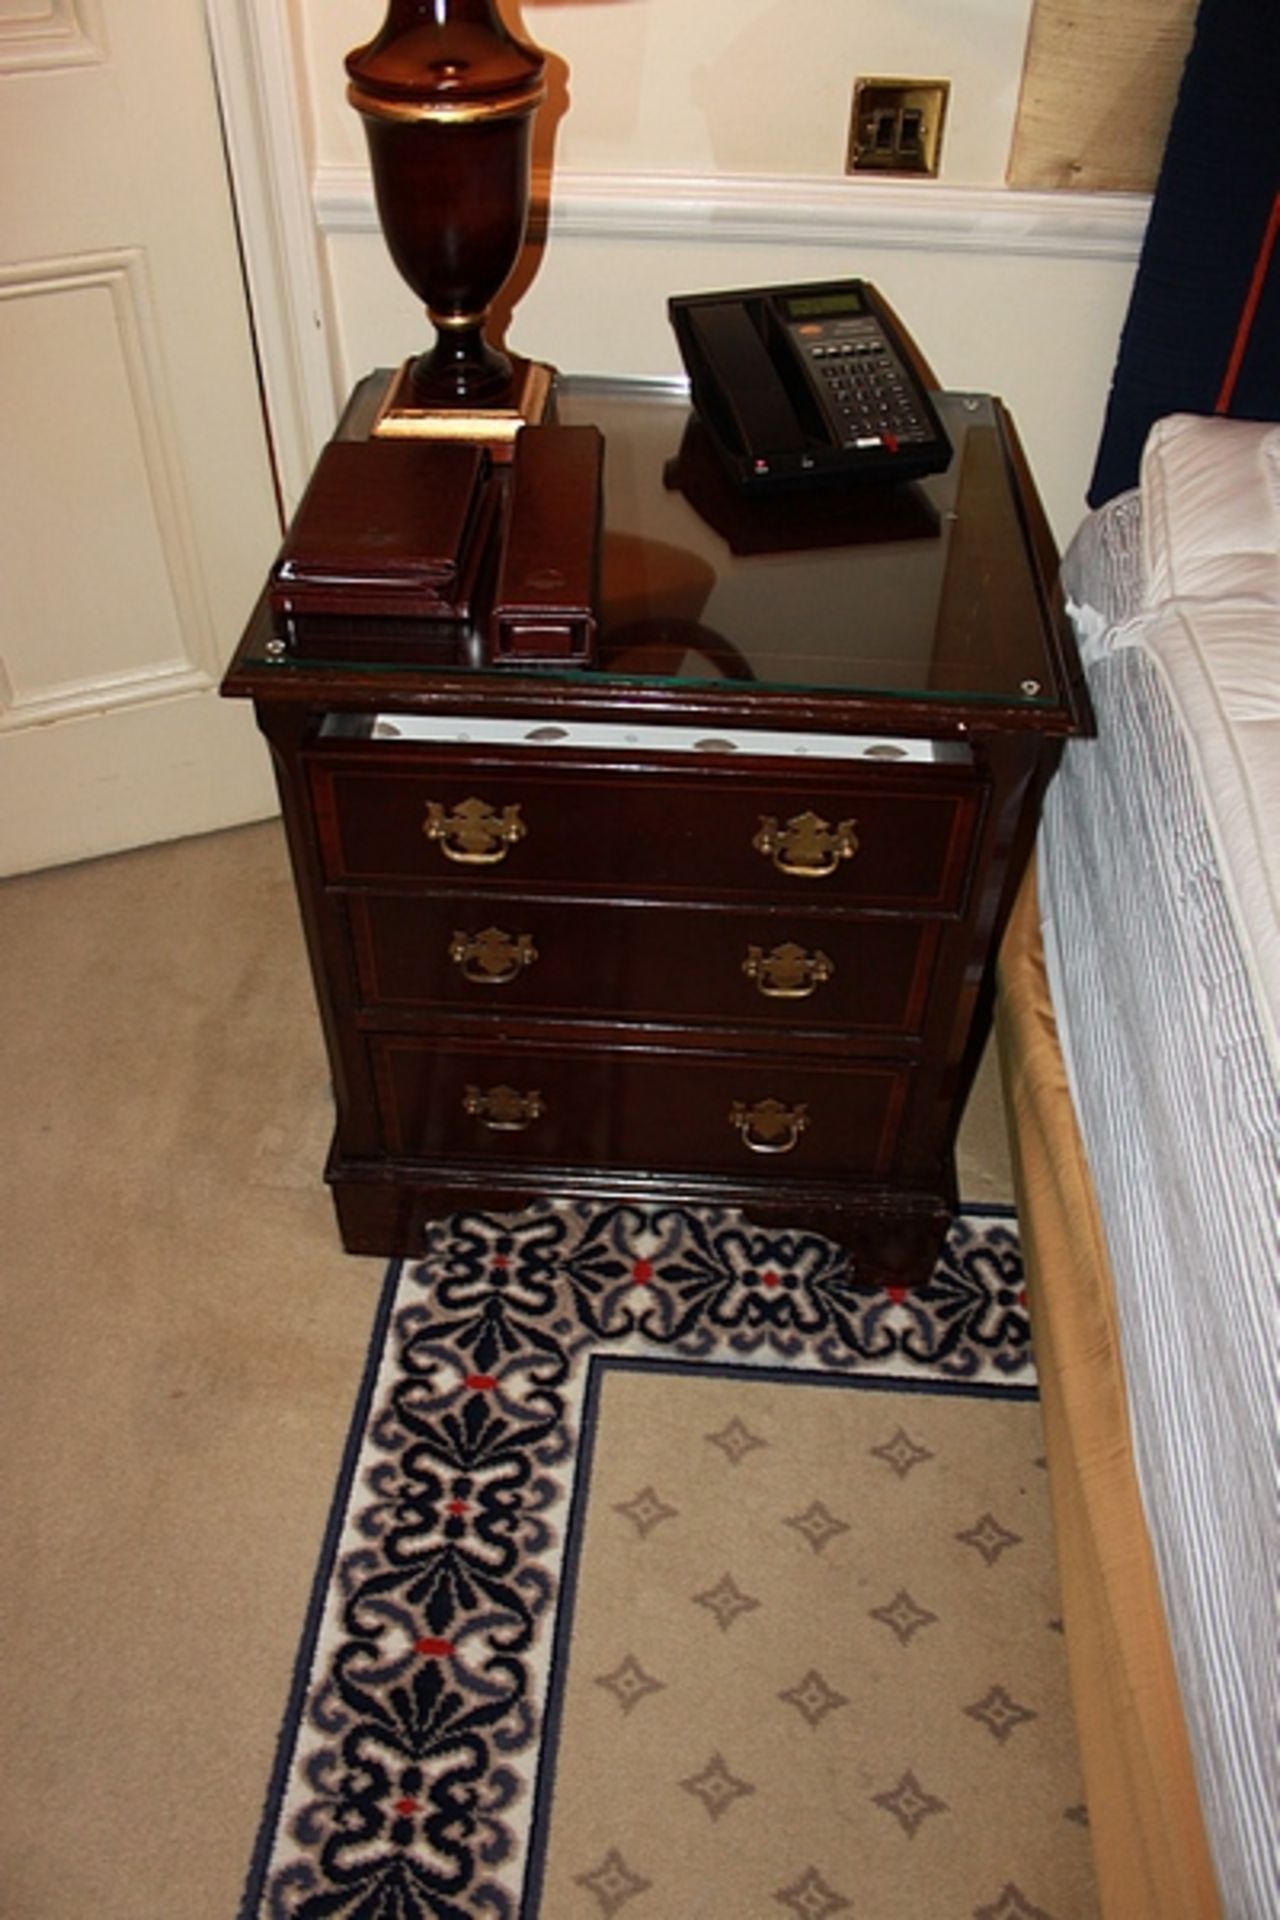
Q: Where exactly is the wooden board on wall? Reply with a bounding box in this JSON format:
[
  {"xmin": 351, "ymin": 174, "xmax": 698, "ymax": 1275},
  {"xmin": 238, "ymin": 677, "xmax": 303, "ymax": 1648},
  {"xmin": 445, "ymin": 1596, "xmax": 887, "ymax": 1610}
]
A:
[{"xmin": 1009, "ymin": 0, "xmax": 1197, "ymax": 191}]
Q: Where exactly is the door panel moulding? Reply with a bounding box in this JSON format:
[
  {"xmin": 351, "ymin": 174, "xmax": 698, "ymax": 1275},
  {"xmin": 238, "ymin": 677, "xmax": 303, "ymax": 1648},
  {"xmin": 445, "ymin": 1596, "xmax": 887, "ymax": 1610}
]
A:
[
  {"xmin": 0, "ymin": 249, "xmax": 219, "ymax": 730},
  {"xmin": 0, "ymin": 0, "xmax": 105, "ymax": 72}
]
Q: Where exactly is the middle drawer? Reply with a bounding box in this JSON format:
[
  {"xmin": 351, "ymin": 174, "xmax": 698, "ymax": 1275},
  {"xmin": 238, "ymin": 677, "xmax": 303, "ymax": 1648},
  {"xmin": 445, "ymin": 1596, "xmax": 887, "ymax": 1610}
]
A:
[{"xmin": 347, "ymin": 891, "xmax": 942, "ymax": 1039}]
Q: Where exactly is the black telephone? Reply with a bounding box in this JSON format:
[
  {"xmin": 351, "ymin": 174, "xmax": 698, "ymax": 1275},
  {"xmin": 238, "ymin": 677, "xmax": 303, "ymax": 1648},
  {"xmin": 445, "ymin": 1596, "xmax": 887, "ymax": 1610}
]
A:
[{"xmin": 669, "ymin": 279, "xmax": 951, "ymax": 491}]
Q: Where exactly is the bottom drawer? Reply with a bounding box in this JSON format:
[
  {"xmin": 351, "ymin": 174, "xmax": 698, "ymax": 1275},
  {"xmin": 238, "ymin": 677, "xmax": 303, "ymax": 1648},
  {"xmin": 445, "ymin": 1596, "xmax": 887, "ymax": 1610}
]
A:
[{"xmin": 369, "ymin": 1035, "xmax": 910, "ymax": 1183}]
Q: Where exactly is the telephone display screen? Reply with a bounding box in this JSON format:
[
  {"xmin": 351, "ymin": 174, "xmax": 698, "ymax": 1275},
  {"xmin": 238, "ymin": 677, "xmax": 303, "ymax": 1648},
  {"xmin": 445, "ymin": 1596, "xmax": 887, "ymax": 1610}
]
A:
[{"xmin": 784, "ymin": 290, "xmax": 866, "ymax": 320}]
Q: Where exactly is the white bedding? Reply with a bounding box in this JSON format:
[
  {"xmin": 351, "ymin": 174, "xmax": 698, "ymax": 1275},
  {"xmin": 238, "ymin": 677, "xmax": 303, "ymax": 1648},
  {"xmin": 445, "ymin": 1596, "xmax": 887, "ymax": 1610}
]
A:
[
  {"xmin": 1040, "ymin": 415, "xmax": 1280, "ymax": 1918},
  {"xmin": 1138, "ymin": 414, "xmax": 1280, "ymax": 1070}
]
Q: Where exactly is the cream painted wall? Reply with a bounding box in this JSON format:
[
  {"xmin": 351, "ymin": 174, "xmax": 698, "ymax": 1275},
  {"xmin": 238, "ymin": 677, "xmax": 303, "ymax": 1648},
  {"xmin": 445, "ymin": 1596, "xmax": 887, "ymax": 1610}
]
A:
[
  {"xmin": 295, "ymin": 1, "xmax": 1145, "ymax": 545},
  {"xmin": 316, "ymin": 0, "xmax": 1035, "ymax": 183}
]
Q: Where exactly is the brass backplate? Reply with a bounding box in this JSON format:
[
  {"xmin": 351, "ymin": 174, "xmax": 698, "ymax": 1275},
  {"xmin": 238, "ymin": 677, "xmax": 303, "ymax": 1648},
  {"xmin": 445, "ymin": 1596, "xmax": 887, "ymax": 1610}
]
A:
[
  {"xmin": 423, "ymin": 797, "xmax": 526, "ymax": 865},
  {"xmin": 848, "ymin": 78, "xmax": 949, "ymax": 177}
]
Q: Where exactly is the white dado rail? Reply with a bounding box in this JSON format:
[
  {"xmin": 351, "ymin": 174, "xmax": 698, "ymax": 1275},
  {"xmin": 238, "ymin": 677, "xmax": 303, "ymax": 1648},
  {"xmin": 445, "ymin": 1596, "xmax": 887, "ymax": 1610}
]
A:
[{"xmin": 315, "ymin": 165, "xmax": 1151, "ymax": 265}]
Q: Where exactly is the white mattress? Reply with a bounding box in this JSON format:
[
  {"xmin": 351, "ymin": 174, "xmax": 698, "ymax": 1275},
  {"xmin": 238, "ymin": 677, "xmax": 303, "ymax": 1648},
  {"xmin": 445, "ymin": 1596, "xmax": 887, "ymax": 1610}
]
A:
[
  {"xmin": 1041, "ymin": 416, "xmax": 1280, "ymax": 1918},
  {"xmin": 1137, "ymin": 414, "xmax": 1280, "ymax": 1071}
]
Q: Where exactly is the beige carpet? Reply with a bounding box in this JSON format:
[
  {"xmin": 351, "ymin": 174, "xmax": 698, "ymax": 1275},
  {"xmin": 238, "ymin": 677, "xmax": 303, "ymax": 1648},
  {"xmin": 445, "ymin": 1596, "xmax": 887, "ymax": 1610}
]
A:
[
  {"xmin": 0, "ymin": 818, "xmax": 1024, "ymax": 1919},
  {"xmin": 539, "ymin": 1366, "xmax": 1095, "ymax": 1919}
]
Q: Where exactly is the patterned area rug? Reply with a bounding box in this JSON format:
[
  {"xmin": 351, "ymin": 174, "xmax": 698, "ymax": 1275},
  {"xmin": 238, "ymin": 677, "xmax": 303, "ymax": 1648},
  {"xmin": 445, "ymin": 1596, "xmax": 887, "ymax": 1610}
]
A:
[{"xmin": 241, "ymin": 1202, "xmax": 1098, "ymax": 1919}]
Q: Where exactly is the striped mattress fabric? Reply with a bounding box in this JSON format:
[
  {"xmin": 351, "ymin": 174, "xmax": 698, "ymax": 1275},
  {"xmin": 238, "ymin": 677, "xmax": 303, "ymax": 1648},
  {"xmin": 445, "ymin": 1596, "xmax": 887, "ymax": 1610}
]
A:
[{"xmin": 1040, "ymin": 424, "xmax": 1280, "ymax": 1917}]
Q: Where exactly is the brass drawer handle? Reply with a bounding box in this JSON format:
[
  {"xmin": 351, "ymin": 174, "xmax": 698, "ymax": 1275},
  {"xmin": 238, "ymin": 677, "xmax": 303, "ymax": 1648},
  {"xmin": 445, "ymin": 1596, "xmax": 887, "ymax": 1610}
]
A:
[
  {"xmin": 743, "ymin": 941, "xmax": 835, "ymax": 999},
  {"xmin": 463, "ymin": 1084, "xmax": 544, "ymax": 1132},
  {"xmin": 753, "ymin": 811, "xmax": 859, "ymax": 879},
  {"xmin": 424, "ymin": 798, "xmax": 526, "ymax": 865},
  {"xmin": 729, "ymin": 1097, "xmax": 810, "ymax": 1155},
  {"xmin": 450, "ymin": 927, "xmax": 538, "ymax": 985}
]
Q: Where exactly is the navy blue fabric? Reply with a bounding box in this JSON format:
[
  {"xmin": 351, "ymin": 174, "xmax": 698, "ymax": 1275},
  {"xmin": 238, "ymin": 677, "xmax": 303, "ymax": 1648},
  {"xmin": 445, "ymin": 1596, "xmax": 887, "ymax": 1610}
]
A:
[{"xmin": 1088, "ymin": 0, "xmax": 1280, "ymax": 507}]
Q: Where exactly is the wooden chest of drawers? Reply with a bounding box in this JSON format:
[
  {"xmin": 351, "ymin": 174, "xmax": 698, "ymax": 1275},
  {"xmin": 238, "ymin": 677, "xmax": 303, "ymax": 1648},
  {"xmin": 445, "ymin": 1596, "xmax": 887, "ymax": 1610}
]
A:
[{"xmin": 223, "ymin": 377, "xmax": 1086, "ymax": 1284}]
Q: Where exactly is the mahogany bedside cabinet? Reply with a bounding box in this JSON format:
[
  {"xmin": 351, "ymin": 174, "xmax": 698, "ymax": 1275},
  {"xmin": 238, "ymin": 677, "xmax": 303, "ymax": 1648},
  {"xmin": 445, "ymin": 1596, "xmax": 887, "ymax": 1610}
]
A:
[{"xmin": 222, "ymin": 375, "xmax": 1086, "ymax": 1284}]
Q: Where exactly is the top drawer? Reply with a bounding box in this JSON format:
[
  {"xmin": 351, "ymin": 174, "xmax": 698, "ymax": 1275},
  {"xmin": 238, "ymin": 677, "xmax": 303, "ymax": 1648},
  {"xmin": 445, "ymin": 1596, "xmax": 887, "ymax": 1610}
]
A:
[{"xmin": 309, "ymin": 748, "xmax": 982, "ymax": 911}]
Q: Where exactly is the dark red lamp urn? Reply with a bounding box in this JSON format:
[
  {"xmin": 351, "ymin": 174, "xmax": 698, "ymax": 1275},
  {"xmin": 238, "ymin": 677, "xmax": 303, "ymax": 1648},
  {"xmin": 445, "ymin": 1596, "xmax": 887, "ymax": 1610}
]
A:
[{"xmin": 346, "ymin": 0, "xmax": 549, "ymax": 419}]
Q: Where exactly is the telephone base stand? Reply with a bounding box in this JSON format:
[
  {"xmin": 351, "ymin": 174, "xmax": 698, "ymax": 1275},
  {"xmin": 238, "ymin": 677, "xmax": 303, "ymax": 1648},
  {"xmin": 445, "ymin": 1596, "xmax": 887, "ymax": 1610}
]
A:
[{"xmin": 370, "ymin": 356, "xmax": 556, "ymax": 457}]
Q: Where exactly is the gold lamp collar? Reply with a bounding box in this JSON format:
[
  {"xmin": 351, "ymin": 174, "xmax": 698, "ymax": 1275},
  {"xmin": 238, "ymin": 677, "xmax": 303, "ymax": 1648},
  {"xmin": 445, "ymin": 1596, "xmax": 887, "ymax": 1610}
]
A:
[{"xmin": 346, "ymin": 77, "xmax": 546, "ymax": 126}]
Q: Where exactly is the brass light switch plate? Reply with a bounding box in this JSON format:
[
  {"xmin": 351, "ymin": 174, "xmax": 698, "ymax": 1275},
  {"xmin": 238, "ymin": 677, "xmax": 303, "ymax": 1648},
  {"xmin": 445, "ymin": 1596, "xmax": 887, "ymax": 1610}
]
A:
[{"xmin": 848, "ymin": 78, "xmax": 950, "ymax": 176}]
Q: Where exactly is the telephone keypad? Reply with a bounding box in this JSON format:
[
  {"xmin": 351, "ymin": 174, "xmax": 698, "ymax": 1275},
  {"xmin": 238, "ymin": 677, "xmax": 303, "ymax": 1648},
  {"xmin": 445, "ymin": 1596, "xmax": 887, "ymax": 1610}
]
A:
[{"xmin": 792, "ymin": 317, "xmax": 932, "ymax": 450}]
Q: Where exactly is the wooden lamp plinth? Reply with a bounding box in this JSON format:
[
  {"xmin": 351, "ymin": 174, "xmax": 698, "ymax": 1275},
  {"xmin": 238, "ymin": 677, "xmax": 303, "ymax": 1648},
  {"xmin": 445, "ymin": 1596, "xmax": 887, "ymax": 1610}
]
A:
[{"xmin": 370, "ymin": 354, "xmax": 555, "ymax": 451}]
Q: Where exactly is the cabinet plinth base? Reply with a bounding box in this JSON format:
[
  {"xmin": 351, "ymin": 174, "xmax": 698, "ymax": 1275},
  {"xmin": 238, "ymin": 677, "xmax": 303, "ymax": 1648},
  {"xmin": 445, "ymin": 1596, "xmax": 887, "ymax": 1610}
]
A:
[{"xmin": 327, "ymin": 1146, "xmax": 954, "ymax": 1291}]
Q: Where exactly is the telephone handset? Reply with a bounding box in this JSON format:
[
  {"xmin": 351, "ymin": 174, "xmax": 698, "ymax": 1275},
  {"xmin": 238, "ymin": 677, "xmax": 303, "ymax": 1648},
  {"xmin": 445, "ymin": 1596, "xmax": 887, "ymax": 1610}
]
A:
[{"xmin": 669, "ymin": 279, "xmax": 951, "ymax": 491}]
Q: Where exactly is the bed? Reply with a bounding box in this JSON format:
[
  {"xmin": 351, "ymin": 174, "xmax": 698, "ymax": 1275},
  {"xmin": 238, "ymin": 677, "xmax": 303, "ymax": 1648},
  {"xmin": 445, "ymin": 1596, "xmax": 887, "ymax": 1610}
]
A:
[
  {"xmin": 992, "ymin": 8, "xmax": 1279, "ymax": 1914},
  {"xmin": 997, "ymin": 411, "xmax": 1279, "ymax": 1920}
]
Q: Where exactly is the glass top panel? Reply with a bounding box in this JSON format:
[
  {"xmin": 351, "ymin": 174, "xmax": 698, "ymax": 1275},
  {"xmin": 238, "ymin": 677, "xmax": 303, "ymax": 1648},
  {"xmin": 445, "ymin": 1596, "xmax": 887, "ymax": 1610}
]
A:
[{"xmin": 245, "ymin": 376, "xmax": 1059, "ymax": 709}]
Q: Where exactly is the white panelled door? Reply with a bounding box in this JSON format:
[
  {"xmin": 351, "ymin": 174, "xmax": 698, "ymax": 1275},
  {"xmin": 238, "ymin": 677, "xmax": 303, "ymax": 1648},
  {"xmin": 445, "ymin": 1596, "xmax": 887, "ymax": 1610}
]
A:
[{"xmin": 0, "ymin": 0, "xmax": 283, "ymax": 874}]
